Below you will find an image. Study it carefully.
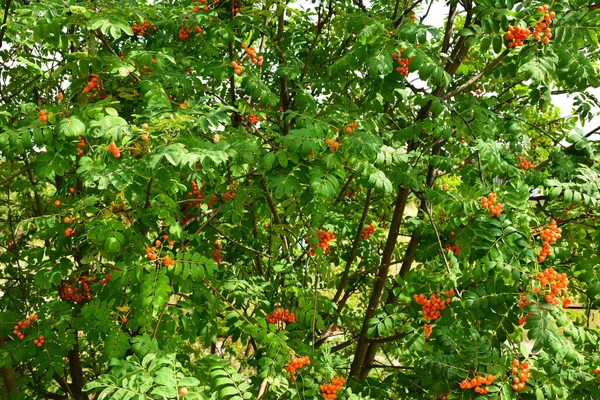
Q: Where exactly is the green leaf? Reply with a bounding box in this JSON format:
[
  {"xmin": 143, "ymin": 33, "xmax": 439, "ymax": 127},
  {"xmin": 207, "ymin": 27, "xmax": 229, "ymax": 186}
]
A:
[{"xmin": 58, "ymin": 116, "xmax": 86, "ymax": 137}]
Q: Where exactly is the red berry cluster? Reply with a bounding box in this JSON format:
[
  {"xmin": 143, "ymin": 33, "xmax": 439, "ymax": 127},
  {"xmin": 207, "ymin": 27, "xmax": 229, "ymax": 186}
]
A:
[
  {"xmin": 319, "ymin": 375, "xmax": 345, "ymax": 399},
  {"xmin": 99, "ymin": 273, "xmax": 111, "ymax": 285},
  {"xmin": 33, "ymin": 335, "xmax": 45, "ymax": 347},
  {"xmin": 361, "ymin": 223, "xmax": 375, "ymax": 239},
  {"xmin": 284, "ymin": 356, "xmax": 310, "ymax": 377},
  {"xmin": 192, "ymin": 0, "xmax": 213, "ymax": 10},
  {"xmin": 222, "ymin": 191, "xmax": 236, "ymax": 200},
  {"xmin": 481, "ymin": 192, "xmax": 502, "ymax": 217},
  {"xmin": 60, "ymin": 276, "xmax": 95, "ymax": 303},
  {"xmin": 518, "ymin": 156, "xmax": 534, "ymax": 169},
  {"xmin": 265, "ymin": 308, "xmax": 295, "ymax": 324},
  {"xmin": 459, "ymin": 374, "xmax": 497, "ymax": 394},
  {"xmin": 444, "ymin": 245, "xmax": 460, "ymax": 256},
  {"xmin": 179, "ymin": 23, "xmax": 202, "ymax": 40},
  {"xmin": 537, "ymin": 219, "xmax": 561, "ymax": 262},
  {"xmin": 307, "ymin": 230, "xmax": 335, "ymax": 256},
  {"xmin": 211, "ymin": 240, "xmax": 224, "ymax": 265},
  {"xmin": 248, "ymin": 114, "xmax": 260, "ymax": 124},
  {"xmin": 423, "ymin": 323, "xmax": 432, "ymax": 339},
  {"xmin": 76, "ymin": 136, "xmax": 85, "ymax": 156},
  {"xmin": 344, "ymin": 121, "xmax": 357, "ymax": 134},
  {"xmin": 505, "ymin": 25, "xmax": 530, "ymax": 48},
  {"xmin": 108, "ymin": 142, "xmax": 121, "ymax": 158},
  {"xmin": 39, "ymin": 109, "xmax": 48, "ymax": 123},
  {"xmin": 391, "ymin": 50, "xmax": 412, "ymax": 76},
  {"xmin": 533, "ymin": 5, "xmax": 555, "ymax": 44},
  {"xmin": 82, "ymin": 74, "xmax": 99, "ymax": 94},
  {"xmin": 131, "ymin": 19, "xmax": 156, "ymax": 36},
  {"xmin": 242, "ymin": 44, "xmax": 263, "ymax": 66},
  {"xmin": 64, "ymin": 227, "xmax": 75, "ymax": 237},
  {"xmin": 325, "ymin": 138, "xmax": 339, "ymax": 151},
  {"xmin": 510, "ymin": 359, "xmax": 530, "ymax": 392},
  {"xmin": 537, "ymin": 267, "xmax": 569, "ymax": 307},
  {"xmin": 12, "ymin": 315, "xmax": 38, "ymax": 340},
  {"xmin": 413, "ymin": 290, "xmax": 453, "ymax": 321}
]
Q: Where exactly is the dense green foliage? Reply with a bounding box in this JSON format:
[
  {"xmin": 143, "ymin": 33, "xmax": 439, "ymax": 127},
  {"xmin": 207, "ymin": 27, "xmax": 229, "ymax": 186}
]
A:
[{"xmin": 1, "ymin": 0, "xmax": 600, "ymax": 398}]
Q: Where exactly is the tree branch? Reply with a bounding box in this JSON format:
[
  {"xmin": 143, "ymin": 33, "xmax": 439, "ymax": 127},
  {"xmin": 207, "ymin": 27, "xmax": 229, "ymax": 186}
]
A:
[
  {"xmin": 332, "ymin": 189, "xmax": 372, "ymax": 303},
  {"xmin": 441, "ymin": 49, "xmax": 510, "ymax": 100}
]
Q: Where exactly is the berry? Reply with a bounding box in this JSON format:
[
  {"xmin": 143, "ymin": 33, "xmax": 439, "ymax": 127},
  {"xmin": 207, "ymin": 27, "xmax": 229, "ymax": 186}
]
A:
[
  {"xmin": 306, "ymin": 230, "xmax": 335, "ymax": 256},
  {"xmin": 481, "ymin": 193, "xmax": 502, "ymax": 217},
  {"xmin": 54, "ymin": 200, "xmax": 61, "ymax": 207},
  {"xmin": 266, "ymin": 308, "xmax": 296, "ymax": 324},
  {"xmin": 361, "ymin": 224, "xmax": 375, "ymax": 239},
  {"xmin": 180, "ymin": 388, "xmax": 188, "ymax": 396}
]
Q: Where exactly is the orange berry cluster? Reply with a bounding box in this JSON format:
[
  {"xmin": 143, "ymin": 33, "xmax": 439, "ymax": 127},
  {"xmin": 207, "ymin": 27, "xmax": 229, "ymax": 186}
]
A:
[
  {"xmin": 510, "ymin": 359, "xmax": 530, "ymax": 392},
  {"xmin": 211, "ymin": 240, "xmax": 224, "ymax": 265},
  {"xmin": 163, "ymin": 255, "xmax": 175, "ymax": 267},
  {"xmin": 230, "ymin": 60, "xmax": 243, "ymax": 75},
  {"xmin": 537, "ymin": 219, "xmax": 561, "ymax": 262},
  {"xmin": 533, "ymin": 5, "xmax": 555, "ymax": 44},
  {"xmin": 361, "ymin": 223, "xmax": 375, "ymax": 239},
  {"xmin": 33, "ymin": 335, "xmax": 45, "ymax": 347},
  {"xmin": 60, "ymin": 276, "xmax": 94, "ymax": 303},
  {"xmin": 505, "ymin": 25, "xmax": 530, "ymax": 48},
  {"xmin": 108, "ymin": 142, "xmax": 121, "ymax": 158},
  {"xmin": 131, "ymin": 19, "xmax": 156, "ymax": 36},
  {"xmin": 319, "ymin": 375, "xmax": 345, "ymax": 399},
  {"xmin": 145, "ymin": 246, "xmax": 157, "ymax": 261},
  {"xmin": 459, "ymin": 374, "xmax": 497, "ymax": 394},
  {"xmin": 537, "ymin": 267, "xmax": 569, "ymax": 307},
  {"xmin": 265, "ymin": 308, "xmax": 295, "ymax": 324},
  {"xmin": 241, "ymin": 44, "xmax": 263, "ymax": 66},
  {"xmin": 413, "ymin": 290, "xmax": 453, "ymax": 321},
  {"xmin": 481, "ymin": 192, "xmax": 502, "ymax": 217},
  {"xmin": 325, "ymin": 138, "xmax": 339, "ymax": 151},
  {"xmin": 76, "ymin": 136, "xmax": 85, "ymax": 156},
  {"xmin": 423, "ymin": 323, "xmax": 432, "ymax": 339},
  {"xmin": 517, "ymin": 294, "xmax": 533, "ymax": 308},
  {"xmin": 64, "ymin": 227, "xmax": 75, "ymax": 237},
  {"xmin": 444, "ymin": 245, "xmax": 460, "ymax": 256},
  {"xmin": 248, "ymin": 114, "xmax": 260, "ymax": 124},
  {"xmin": 284, "ymin": 356, "xmax": 310, "ymax": 376},
  {"xmin": 190, "ymin": 180, "xmax": 206, "ymax": 202},
  {"xmin": 82, "ymin": 74, "xmax": 99, "ymax": 94},
  {"xmin": 307, "ymin": 230, "xmax": 335, "ymax": 256},
  {"xmin": 12, "ymin": 315, "xmax": 38, "ymax": 340},
  {"xmin": 344, "ymin": 121, "xmax": 357, "ymax": 134},
  {"xmin": 391, "ymin": 50, "xmax": 412, "ymax": 76},
  {"xmin": 39, "ymin": 109, "xmax": 48, "ymax": 123},
  {"xmin": 518, "ymin": 156, "xmax": 534, "ymax": 169}
]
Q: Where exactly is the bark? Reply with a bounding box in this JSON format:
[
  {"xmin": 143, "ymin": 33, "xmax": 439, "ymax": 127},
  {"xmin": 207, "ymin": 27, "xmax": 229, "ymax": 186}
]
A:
[{"xmin": 348, "ymin": 186, "xmax": 410, "ymax": 377}]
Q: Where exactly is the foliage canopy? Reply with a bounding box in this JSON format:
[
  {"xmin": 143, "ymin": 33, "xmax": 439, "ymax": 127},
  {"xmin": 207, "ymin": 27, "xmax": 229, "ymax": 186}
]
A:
[{"xmin": 1, "ymin": 0, "xmax": 600, "ymax": 399}]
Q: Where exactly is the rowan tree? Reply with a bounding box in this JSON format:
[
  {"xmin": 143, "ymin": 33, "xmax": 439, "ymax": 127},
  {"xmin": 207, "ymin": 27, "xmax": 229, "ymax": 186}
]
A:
[{"xmin": 1, "ymin": 0, "xmax": 600, "ymax": 399}]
